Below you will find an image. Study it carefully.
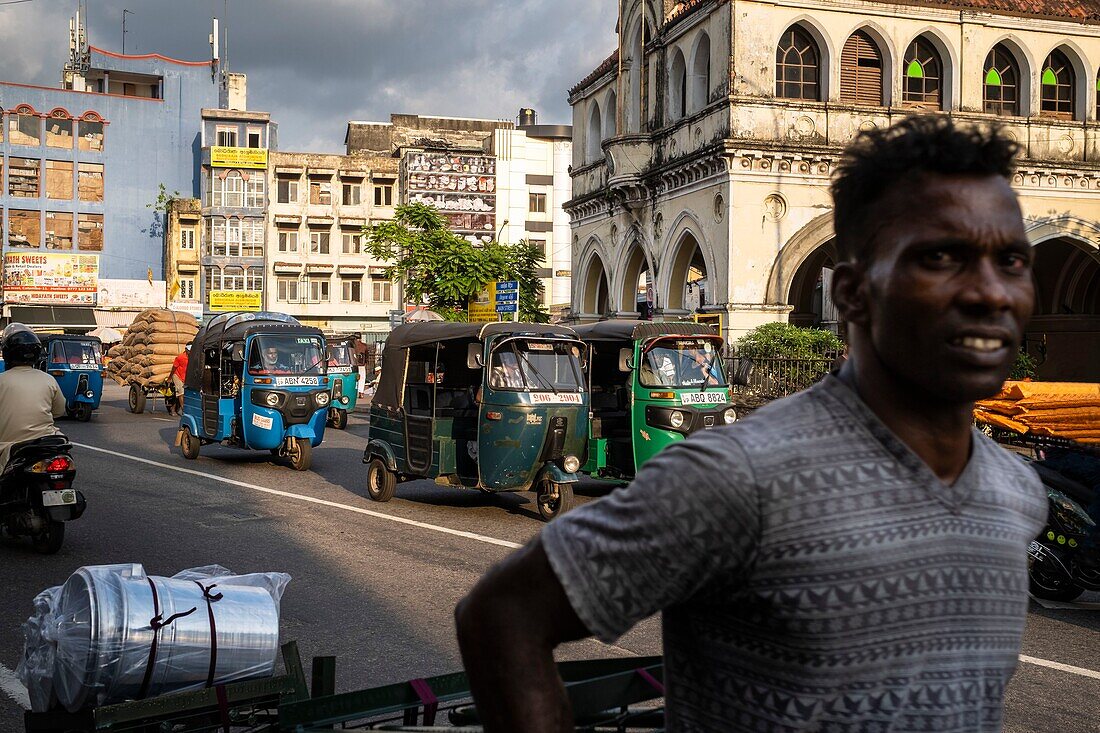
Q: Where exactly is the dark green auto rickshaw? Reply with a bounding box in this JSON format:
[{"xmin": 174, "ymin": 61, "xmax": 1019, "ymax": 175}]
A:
[
  {"xmin": 362, "ymin": 322, "xmax": 589, "ymax": 520},
  {"xmin": 575, "ymin": 320, "xmax": 735, "ymax": 483}
]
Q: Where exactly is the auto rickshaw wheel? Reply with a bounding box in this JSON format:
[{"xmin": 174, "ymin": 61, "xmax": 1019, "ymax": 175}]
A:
[
  {"xmin": 366, "ymin": 458, "xmax": 396, "ymax": 502},
  {"xmin": 128, "ymin": 385, "xmax": 146, "ymax": 414},
  {"xmin": 331, "ymin": 408, "xmax": 349, "ymax": 430},
  {"xmin": 73, "ymin": 403, "xmax": 93, "ymax": 422},
  {"xmin": 287, "ymin": 439, "xmax": 312, "ymax": 472},
  {"xmin": 180, "ymin": 427, "xmax": 201, "ymax": 460},
  {"xmin": 32, "ymin": 518, "xmax": 65, "ymax": 555},
  {"xmin": 536, "ymin": 479, "xmax": 574, "ymax": 521}
]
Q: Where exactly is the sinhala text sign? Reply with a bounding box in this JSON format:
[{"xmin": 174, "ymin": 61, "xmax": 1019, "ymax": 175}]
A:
[
  {"xmin": 208, "ymin": 290, "xmax": 262, "ymax": 312},
  {"xmin": 210, "ymin": 146, "xmax": 268, "ymax": 170},
  {"xmin": 2, "ymin": 252, "xmax": 99, "ymax": 305}
]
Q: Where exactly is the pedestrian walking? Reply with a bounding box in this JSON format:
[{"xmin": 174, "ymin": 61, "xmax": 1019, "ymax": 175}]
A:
[
  {"xmin": 351, "ymin": 334, "xmax": 369, "ymax": 396},
  {"xmin": 455, "ymin": 116, "xmax": 1048, "ymax": 733},
  {"xmin": 170, "ymin": 343, "xmax": 190, "ymax": 416}
]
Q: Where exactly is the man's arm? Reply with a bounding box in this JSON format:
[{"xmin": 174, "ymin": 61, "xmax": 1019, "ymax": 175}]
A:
[
  {"xmin": 455, "ymin": 537, "xmax": 589, "ymax": 733},
  {"xmin": 50, "ymin": 383, "xmax": 66, "ymax": 418}
]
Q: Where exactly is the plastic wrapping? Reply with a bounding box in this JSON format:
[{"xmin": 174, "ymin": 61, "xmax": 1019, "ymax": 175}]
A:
[{"xmin": 20, "ymin": 564, "xmax": 289, "ymax": 713}]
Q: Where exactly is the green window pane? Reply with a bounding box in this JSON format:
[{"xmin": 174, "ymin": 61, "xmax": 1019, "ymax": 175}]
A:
[
  {"xmin": 985, "ymin": 68, "xmax": 1002, "ymax": 86},
  {"xmin": 1095, "ymin": 76, "xmax": 1100, "ymax": 91},
  {"xmin": 906, "ymin": 59, "xmax": 924, "ymax": 79},
  {"xmin": 1042, "ymin": 67, "xmax": 1058, "ymax": 86}
]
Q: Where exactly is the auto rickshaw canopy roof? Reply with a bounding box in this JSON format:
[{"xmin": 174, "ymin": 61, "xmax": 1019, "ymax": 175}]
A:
[
  {"xmin": 573, "ymin": 320, "xmax": 721, "ymax": 344},
  {"xmin": 374, "ymin": 321, "xmax": 581, "ymax": 410},
  {"xmin": 38, "ymin": 334, "xmax": 103, "ymax": 346},
  {"xmin": 184, "ymin": 312, "xmax": 325, "ymax": 389}
]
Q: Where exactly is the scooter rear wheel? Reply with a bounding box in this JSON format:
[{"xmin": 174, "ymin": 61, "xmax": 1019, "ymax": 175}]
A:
[
  {"xmin": 32, "ymin": 520, "xmax": 65, "ymax": 555},
  {"xmin": 1029, "ymin": 563, "xmax": 1085, "ymax": 602}
]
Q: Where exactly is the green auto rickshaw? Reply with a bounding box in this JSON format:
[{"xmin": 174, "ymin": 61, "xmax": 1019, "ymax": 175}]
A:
[
  {"xmin": 362, "ymin": 322, "xmax": 589, "ymax": 520},
  {"xmin": 575, "ymin": 320, "xmax": 736, "ymax": 482},
  {"xmin": 325, "ymin": 336, "xmax": 358, "ymax": 430}
]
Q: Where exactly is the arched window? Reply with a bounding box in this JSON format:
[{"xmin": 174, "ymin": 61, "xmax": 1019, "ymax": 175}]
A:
[
  {"xmin": 903, "ymin": 36, "xmax": 943, "ymax": 110},
  {"xmin": 586, "ymin": 102, "xmax": 602, "ymax": 162},
  {"xmin": 840, "ymin": 30, "xmax": 883, "ymax": 106},
  {"xmin": 604, "ymin": 90, "xmax": 618, "ymax": 138},
  {"xmin": 689, "ymin": 33, "xmax": 711, "ymax": 113},
  {"xmin": 1041, "ymin": 49, "xmax": 1075, "ymax": 120},
  {"xmin": 983, "ymin": 45, "xmax": 1020, "ymax": 116},
  {"xmin": 775, "ymin": 26, "xmax": 820, "ymax": 101},
  {"xmin": 669, "ymin": 48, "xmax": 687, "ymax": 120}
]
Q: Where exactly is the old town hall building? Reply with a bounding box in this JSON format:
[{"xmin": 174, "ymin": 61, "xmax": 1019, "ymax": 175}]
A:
[{"xmin": 567, "ymin": 0, "xmax": 1100, "ymax": 380}]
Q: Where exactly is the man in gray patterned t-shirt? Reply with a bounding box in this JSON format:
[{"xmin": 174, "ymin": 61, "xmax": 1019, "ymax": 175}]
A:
[{"xmin": 456, "ymin": 117, "xmax": 1048, "ymax": 732}]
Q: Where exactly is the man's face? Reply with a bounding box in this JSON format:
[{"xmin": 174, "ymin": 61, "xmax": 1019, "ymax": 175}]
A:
[
  {"xmin": 852, "ymin": 173, "xmax": 1033, "ymax": 403},
  {"xmin": 263, "ymin": 347, "xmax": 279, "ymax": 364}
]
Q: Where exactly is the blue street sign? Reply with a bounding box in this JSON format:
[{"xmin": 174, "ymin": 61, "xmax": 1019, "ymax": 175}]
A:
[
  {"xmin": 495, "ymin": 291, "xmax": 518, "ymax": 302},
  {"xmin": 496, "ymin": 280, "xmax": 519, "ymax": 291},
  {"xmin": 496, "ymin": 303, "xmax": 518, "ymax": 313}
]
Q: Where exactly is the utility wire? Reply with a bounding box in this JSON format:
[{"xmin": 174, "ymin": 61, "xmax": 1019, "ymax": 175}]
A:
[{"xmin": 0, "ymin": 0, "xmax": 38, "ymax": 6}]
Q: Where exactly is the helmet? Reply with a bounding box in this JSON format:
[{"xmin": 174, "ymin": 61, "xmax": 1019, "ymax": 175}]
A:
[{"xmin": 1, "ymin": 324, "xmax": 43, "ymax": 367}]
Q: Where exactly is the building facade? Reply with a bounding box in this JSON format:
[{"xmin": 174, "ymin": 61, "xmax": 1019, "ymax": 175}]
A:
[
  {"xmin": 0, "ymin": 15, "xmax": 219, "ymax": 330},
  {"xmin": 165, "ymin": 197, "xmax": 202, "ymax": 319},
  {"xmin": 199, "ymin": 98, "xmax": 275, "ymax": 317},
  {"xmin": 568, "ymin": 0, "xmax": 1100, "ymax": 379},
  {"xmin": 266, "ymin": 150, "xmax": 399, "ymax": 334}
]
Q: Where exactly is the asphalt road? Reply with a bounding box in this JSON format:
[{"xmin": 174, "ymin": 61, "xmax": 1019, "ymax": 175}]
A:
[{"xmin": 0, "ymin": 383, "xmax": 1097, "ymax": 732}]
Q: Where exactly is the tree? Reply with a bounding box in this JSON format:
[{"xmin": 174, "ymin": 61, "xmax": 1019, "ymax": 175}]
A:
[{"xmin": 365, "ymin": 203, "xmax": 549, "ymax": 323}]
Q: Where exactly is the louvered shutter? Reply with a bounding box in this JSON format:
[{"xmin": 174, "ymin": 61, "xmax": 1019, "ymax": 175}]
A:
[{"xmin": 840, "ymin": 31, "xmax": 883, "ymax": 106}]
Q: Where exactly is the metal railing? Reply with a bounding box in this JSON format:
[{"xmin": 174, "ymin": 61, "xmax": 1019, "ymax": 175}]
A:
[{"xmin": 725, "ymin": 352, "xmax": 839, "ymax": 400}]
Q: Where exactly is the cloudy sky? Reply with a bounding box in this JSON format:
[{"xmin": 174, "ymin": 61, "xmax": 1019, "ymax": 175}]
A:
[{"xmin": 0, "ymin": 0, "xmax": 618, "ymax": 151}]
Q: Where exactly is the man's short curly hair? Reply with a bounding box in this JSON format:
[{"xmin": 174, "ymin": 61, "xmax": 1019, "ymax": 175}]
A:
[{"xmin": 830, "ymin": 116, "xmax": 1019, "ymax": 264}]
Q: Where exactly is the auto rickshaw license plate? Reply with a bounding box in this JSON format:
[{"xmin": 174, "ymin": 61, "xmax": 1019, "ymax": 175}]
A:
[
  {"xmin": 42, "ymin": 490, "xmax": 77, "ymax": 507},
  {"xmin": 680, "ymin": 392, "xmax": 726, "ymax": 405},
  {"xmin": 274, "ymin": 376, "xmax": 321, "ymax": 386}
]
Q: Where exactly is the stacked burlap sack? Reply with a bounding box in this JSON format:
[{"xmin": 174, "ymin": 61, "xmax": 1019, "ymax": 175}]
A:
[
  {"xmin": 975, "ymin": 381, "xmax": 1100, "ymax": 444},
  {"xmin": 106, "ymin": 309, "xmax": 197, "ymax": 387}
]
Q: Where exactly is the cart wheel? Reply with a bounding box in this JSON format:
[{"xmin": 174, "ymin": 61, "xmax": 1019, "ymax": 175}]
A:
[
  {"xmin": 180, "ymin": 427, "xmax": 201, "ymax": 460},
  {"xmin": 128, "ymin": 385, "xmax": 146, "ymax": 414},
  {"xmin": 73, "ymin": 403, "xmax": 93, "ymax": 422},
  {"xmin": 366, "ymin": 457, "xmax": 396, "ymax": 502},
  {"xmin": 331, "ymin": 409, "xmax": 348, "ymax": 430},
  {"xmin": 287, "ymin": 439, "xmax": 312, "ymax": 472},
  {"xmin": 536, "ymin": 479, "xmax": 574, "ymax": 521},
  {"xmin": 32, "ymin": 518, "xmax": 65, "ymax": 555}
]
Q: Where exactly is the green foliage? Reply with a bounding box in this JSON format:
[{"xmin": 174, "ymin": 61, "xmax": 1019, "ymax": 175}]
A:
[
  {"xmin": 365, "ymin": 203, "xmax": 549, "ymax": 323},
  {"xmin": 736, "ymin": 322, "xmax": 843, "ymax": 359},
  {"xmin": 147, "ymin": 183, "xmax": 182, "ymax": 213},
  {"xmin": 1009, "ymin": 349, "xmax": 1037, "ymax": 380}
]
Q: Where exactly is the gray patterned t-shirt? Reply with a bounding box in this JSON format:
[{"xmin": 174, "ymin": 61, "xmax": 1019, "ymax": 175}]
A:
[{"xmin": 542, "ymin": 375, "xmax": 1047, "ymax": 732}]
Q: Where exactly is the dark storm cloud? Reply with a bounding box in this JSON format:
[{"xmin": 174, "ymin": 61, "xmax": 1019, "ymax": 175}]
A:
[{"xmin": 0, "ymin": 0, "xmax": 617, "ymax": 151}]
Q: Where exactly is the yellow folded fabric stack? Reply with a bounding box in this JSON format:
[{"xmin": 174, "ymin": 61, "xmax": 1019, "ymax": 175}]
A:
[{"xmin": 975, "ymin": 381, "xmax": 1100, "ymax": 444}]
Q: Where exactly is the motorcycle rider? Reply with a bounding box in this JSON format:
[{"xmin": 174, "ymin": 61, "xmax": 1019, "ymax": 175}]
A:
[{"xmin": 0, "ymin": 325, "xmax": 66, "ymax": 471}]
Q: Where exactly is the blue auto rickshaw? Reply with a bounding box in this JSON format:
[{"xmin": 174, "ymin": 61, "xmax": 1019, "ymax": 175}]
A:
[
  {"xmin": 177, "ymin": 312, "xmax": 330, "ymax": 471},
  {"xmin": 325, "ymin": 337, "xmax": 358, "ymax": 430},
  {"xmin": 38, "ymin": 334, "xmax": 104, "ymax": 422}
]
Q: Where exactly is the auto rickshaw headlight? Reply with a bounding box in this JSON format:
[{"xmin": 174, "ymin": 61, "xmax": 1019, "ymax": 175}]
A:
[
  {"xmin": 723, "ymin": 408, "xmax": 737, "ymax": 424},
  {"xmin": 264, "ymin": 392, "xmax": 280, "ymax": 408},
  {"xmin": 315, "ymin": 391, "xmax": 331, "ymax": 407},
  {"xmin": 340, "ymin": 396, "xmax": 350, "ymax": 405},
  {"xmin": 562, "ymin": 455, "xmax": 581, "ymax": 474},
  {"xmin": 85, "ymin": 390, "xmax": 94, "ymax": 398},
  {"xmin": 669, "ymin": 410, "xmax": 685, "ymax": 429}
]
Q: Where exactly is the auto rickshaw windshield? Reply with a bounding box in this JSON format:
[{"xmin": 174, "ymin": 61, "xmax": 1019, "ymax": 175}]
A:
[
  {"xmin": 489, "ymin": 339, "xmax": 585, "ymax": 392},
  {"xmin": 327, "ymin": 343, "xmax": 353, "ymax": 367},
  {"xmin": 639, "ymin": 338, "xmax": 726, "ymax": 388},
  {"xmin": 248, "ymin": 335, "xmax": 327, "ymax": 376},
  {"xmin": 51, "ymin": 340, "xmax": 102, "ymax": 366}
]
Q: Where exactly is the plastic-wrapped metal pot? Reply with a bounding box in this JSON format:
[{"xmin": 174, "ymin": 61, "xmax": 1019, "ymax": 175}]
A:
[{"xmin": 49, "ymin": 564, "xmax": 287, "ymax": 712}]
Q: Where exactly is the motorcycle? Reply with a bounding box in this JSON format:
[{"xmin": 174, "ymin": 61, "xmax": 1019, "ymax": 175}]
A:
[
  {"xmin": 0, "ymin": 435, "xmax": 84, "ymax": 554},
  {"xmin": 1027, "ymin": 458, "xmax": 1099, "ymax": 602}
]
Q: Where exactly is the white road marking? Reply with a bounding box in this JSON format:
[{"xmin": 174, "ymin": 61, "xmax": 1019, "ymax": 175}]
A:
[
  {"xmin": 1019, "ymin": 655, "xmax": 1100, "ymax": 681},
  {"xmin": 71, "ymin": 443, "xmax": 522, "ymax": 550},
  {"xmin": 0, "ymin": 663, "xmax": 30, "ymax": 710},
  {"xmin": 151, "ymin": 417, "xmax": 176, "ymax": 422}
]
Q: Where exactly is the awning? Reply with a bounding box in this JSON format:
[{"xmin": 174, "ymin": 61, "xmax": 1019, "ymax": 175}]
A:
[
  {"xmin": 274, "ymin": 215, "xmax": 302, "ymax": 225},
  {"xmin": 273, "ymin": 262, "xmax": 302, "ymax": 274},
  {"xmin": 94, "ymin": 310, "xmax": 142, "ymax": 328},
  {"xmin": 306, "ymin": 263, "xmax": 334, "ymax": 272},
  {"xmin": 8, "ymin": 306, "xmax": 98, "ymax": 331},
  {"xmin": 177, "ymin": 263, "xmax": 200, "ymax": 273},
  {"xmin": 338, "ymin": 266, "xmax": 366, "ymax": 276},
  {"xmin": 307, "ymin": 217, "xmax": 334, "ymax": 227},
  {"xmin": 339, "ymin": 170, "xmax": 367, "ymax": 179}
]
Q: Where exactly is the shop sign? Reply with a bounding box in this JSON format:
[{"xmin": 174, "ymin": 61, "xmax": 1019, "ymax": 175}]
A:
[
  {"xmin": 2, "ymin": 252, "xmax": 99, "ymax": 305},
  {"xmin": 210, "ymin": 146, "xmax": 268, "ymax": 170},
  {"xmin": 208, "ymin": 290, "xmax": 262, "ymax": 312},
  {"xmin": 404, "ymin": 151, "xmax": 496, "ymax": 240},
  {"xmin": 169, "ymin": 300, "xmax": 204, "ymax": 319}
]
